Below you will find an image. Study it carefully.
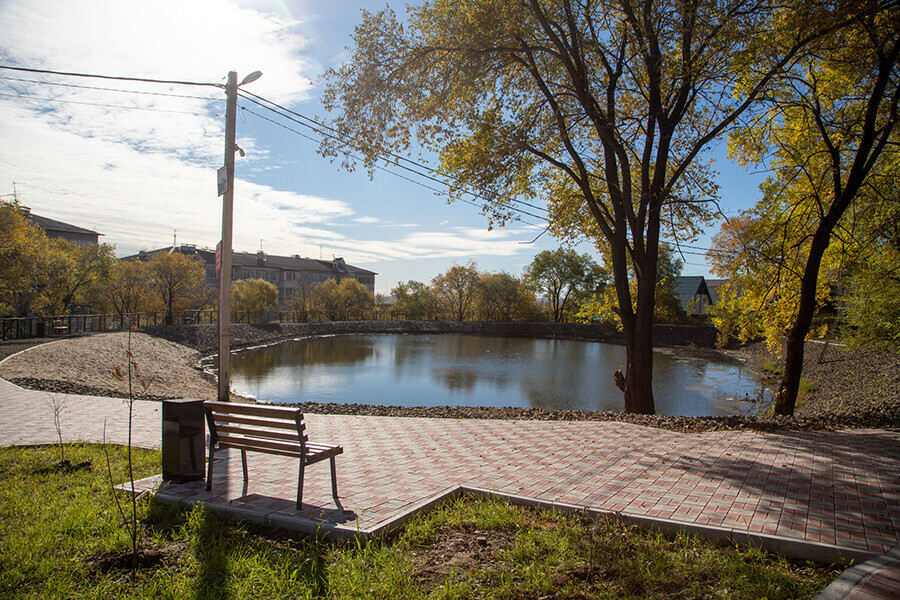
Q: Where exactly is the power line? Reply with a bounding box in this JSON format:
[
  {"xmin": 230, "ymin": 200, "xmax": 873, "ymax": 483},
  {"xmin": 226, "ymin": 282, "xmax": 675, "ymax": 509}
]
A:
[
  {"xmin": 238, "ymin": 89, "xmax": 549, "ymax": 215},
  {"xmin": 0, "ymin": 63, "xmax": 547, "ymax": 225},
  {"xmin": 0, "ymin": 64, "xmax": 221, "ymax": 88},
  {"xmin": 241, "ymin": 104, "xmax": 544, "ymax": 226},
  {"xmin": 0, "ymin": 75, "xmax": 222, "ymax": 101},
  {"xmin": 668, "ymin": 242, "xmax": 739, "ymax": 256},
  {"xmin": 0, "ymin": 91, "xmax": 219, "ymax": 116}
]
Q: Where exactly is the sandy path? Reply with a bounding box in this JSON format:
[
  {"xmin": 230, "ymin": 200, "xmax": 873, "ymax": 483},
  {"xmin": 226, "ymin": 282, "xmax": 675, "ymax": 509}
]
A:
[{"xmin": 0, "ymin": 332, "xmax": 217, "ymax": 400}]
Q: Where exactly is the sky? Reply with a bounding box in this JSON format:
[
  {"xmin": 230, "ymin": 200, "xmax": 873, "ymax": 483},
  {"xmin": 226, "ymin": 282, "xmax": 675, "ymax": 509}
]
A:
[{"xmin": 0, "ymin": 0, "xmax": 767, "ymax": 295}]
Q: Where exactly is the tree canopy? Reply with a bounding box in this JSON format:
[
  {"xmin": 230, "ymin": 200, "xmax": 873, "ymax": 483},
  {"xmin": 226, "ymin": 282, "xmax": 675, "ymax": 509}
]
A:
[
  {"xmin": 314, "ymin": 278, "xmax": 375, "ymax": 320},
  {"xmin": 524, "ymin": 248, "xmax": 604, "ymax": 322},
  {"xmin": 147, "ymin": 252, "xmax": 206, "ymax": 325},
  {"xmin": 711, "ymin": 3, "xmax": 900, "ymax": 414},
  {"xmin": 0, "ymin": 201, "xmax": 115, "ymax": 317},
  {"xmin": 322, "ymin": 0, "xmax": 850, "ymax": 413},
  {"xmin": 391, "ymin": 280, "xmax": 436, "ymax": 321},
  {"xmin": 0, "ymin": 201, "xmax": 51, "ymax": 316},
  {"xmin": 431, "ymin": 261, "xmax": 481, "ymax": 322},
  {"xmin": 233, "ymin": 278, "xmax": 279, "ymax": 318}
]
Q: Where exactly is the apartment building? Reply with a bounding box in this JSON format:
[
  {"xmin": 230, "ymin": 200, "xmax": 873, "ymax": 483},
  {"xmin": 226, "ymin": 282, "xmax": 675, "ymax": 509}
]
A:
[{"xmin": 126, "ymin": 245, "xmax": 376, "ymax": 302}]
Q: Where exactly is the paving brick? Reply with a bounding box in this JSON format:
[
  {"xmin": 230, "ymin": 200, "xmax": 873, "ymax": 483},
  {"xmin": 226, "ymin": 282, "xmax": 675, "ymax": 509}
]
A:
[{"xmin": 2, "ymin": 377, "xmax": 899, "ymax": 556}]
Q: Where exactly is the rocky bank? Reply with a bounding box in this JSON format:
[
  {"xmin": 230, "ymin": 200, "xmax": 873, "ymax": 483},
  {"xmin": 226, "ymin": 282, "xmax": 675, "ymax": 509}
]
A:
[{"xmin": 1, "ymin": 322, "xmax": 897, "ymax": 432}]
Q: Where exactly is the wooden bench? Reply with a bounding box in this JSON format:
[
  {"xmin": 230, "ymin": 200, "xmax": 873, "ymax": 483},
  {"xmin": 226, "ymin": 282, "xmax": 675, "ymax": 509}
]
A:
[
  {"xmin": 51, "ymin": 319, "xmax": 68, "ymax": 335},
  {"xmin": 204, "ymin": 401, "xmax": 343, "ymax": 509}
]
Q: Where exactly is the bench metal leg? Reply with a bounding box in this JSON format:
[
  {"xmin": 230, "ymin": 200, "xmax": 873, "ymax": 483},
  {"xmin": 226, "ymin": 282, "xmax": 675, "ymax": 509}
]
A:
[
  {"xmin": 205, "ymin": 443, "xmax": 215, "ymax": 491},
  {"xmin": 330, "ymin": 456, "xmax": 339, "ymax": 505},
  {"xmin": 240, "ymin": 450, "xmax": 249, "ymax": 482},
  {"xmin": 297, "ymin": 460, "xmax": 306, "ymax": 509}
]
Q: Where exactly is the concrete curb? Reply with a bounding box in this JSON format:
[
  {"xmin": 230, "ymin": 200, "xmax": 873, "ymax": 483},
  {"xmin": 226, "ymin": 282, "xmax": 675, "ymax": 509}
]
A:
[
  {"xmin": 135, "ymin": 476, "xmax": 884, "ymax": 568},
  {"xmin": 459, "ymin": 487, "xmax": 880, "ymax": 566},
  {"xmin": 814, "ymin": 544, "xmax": 900, "ymax": 600}
]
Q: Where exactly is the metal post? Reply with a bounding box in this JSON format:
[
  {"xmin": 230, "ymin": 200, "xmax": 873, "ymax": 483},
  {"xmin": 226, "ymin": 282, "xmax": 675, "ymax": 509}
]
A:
[{"xmin": 218, "ymin": 71, "xmax": 237, "ymax": 403}]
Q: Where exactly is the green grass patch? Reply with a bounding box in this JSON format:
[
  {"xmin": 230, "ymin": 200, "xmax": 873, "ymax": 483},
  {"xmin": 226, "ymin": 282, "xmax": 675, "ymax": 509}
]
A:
[
  {"xmin": 0, "ymin": 445, "xmax": 838, "ymax": 599},
  {"xmin": 796, "ymin": 376, "xmax": 815, "ymax": 407},
  {"xmin": 761, "ymin": 359, "xmax": 784, "ymax": 378}
]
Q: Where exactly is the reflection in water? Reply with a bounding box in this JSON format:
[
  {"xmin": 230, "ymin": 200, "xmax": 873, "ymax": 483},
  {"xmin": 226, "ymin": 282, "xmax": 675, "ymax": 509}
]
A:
[{"xmin": 229, "ymin": 334, "xmax": 772, "ymax": 417}]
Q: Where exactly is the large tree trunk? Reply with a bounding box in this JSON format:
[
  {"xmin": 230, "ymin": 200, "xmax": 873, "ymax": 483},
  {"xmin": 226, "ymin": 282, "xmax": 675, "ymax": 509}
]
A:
[
  {"xmin": 775, "ymin": 217, "xmax": 835, "ymax": 415},
  {"xmin": 623, "ymin": 309, "xmax": 656, "ymax": 414},
  {"xmin": 775, "ymin": 34, "xmax": 899, "ymax": 414},
  {"xmin": 610, "ymin": 233, "xmax": 658, "ymax": 414}
]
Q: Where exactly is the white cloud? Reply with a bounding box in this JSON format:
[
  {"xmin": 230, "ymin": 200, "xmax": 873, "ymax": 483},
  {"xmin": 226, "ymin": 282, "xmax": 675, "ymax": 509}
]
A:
[
  {"xmin": 0, "ymin": 0, "xmax": 547, "ymax": 278},
  {"xmin": 264, "ymin": 226, "xmax": 534, "ymax": 265},
  {"xmin": 0, "ymin": 96, "xmax": 353, "ymax": 255},
  {"xmin": 0, "ymin": 0, "xmax": 313, "ymax": 104},
  {"xmin": 0, "ymin": 0, "xmax": 324, "ymax": 252}
]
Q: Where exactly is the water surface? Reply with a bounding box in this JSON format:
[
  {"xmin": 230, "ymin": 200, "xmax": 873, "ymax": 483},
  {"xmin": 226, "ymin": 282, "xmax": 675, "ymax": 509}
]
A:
[{"xmin": 228, "ymin": 334, "xmax": 770, "ymax": 417}]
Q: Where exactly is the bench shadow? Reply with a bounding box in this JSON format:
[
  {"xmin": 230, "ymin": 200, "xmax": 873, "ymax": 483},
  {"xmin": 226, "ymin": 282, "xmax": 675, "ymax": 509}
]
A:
[
  {"xmin": 233, "ymin": 493, "xmax": 358, "ymax": 525},
  {"xmin": 191, "ymin": 504, "xmax": 232, "ymax": 600}
]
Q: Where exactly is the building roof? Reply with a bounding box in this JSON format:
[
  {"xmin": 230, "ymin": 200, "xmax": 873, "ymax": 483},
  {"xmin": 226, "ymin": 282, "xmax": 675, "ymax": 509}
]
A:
[
  {"xmin": 674, "ymin": 276, "xmax": 711, "ymax": 310},
  {"xmin": 23, "ymin": 209, "xmax": 101, "ymax": 237},
  {"xmin": 123, "ymin": 245, "xmax": 377, "ymax": 276},
  {"xmin": 704, "ymin": 278, "xmax": 730, "ymax": 305}
]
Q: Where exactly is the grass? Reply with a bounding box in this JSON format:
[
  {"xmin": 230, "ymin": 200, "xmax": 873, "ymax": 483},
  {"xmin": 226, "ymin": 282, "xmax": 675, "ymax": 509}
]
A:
[
  {"xmin": 0, "ymin": 444, "xmax": 839, "ymax": 599},
  {"xmin": 761, "ymin": 359, "xmax": 784, "ymax": 378}
]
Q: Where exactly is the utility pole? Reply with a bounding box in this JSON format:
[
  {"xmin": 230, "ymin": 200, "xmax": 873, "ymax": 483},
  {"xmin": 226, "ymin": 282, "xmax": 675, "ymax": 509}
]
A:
[
  {"xmin": 216, "ymin": 70, "xmax": 261, "ymax": 402},
  {"xmin": 217, "ymin": 71, "xmax": 237, "ymax": 403}
]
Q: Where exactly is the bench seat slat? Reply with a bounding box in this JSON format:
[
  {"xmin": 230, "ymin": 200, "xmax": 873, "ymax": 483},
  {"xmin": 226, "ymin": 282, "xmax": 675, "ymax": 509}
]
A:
[
  {"xmin": 217, "ymin": 433, "xmax": 342, "ymax": 459},
  {"xmin": 217, "ymin": 439, "xmax": 304, "ymax": 459},
  {"xmin": 215, "ymin": 424, "xmax": 301, "ymax": 443},
  {"xmin": 205, "ymin": 400, "xmax": 301, "ymax": 420},
  {"xmin": 306, "ymin": 442, "xmax": 343, "ymax": 453},
  {"xmin": 211, "ymin": 414, "xmax": 302, "ymax": 432},
  {"xmin": 217, "ymin": 433, "xmax": 303, "ymax": 456},
  {"xmin": 305, "ymin": 444, "xmax": 343, "ymax": 459}
]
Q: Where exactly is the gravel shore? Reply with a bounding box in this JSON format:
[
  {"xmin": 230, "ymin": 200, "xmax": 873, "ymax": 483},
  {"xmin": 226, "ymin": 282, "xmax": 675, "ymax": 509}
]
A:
[{"xmin": 1, "ymin": 323, "xmax": 897, "ymax": 432}]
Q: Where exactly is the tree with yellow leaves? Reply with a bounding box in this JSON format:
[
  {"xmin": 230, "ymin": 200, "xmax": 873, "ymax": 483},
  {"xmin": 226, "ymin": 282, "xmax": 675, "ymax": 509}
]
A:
[
  {"xmin": 321, "ymin": 0, "xmax": 862, "ymax": 413},
  {"xmin": 233, "ymin": 278, "xmax": 278, "ymax": 321},
  {"xmin": 712, "ymin": 5, "xmax": 899, "ymax": 415},
  {"xmin": 147, "ymin": 252, "xmax": 206, "ymax": 325}
]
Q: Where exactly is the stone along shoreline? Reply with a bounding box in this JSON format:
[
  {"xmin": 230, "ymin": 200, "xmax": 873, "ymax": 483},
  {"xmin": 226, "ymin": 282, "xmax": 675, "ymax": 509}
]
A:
[{"xmin": 1, "ymin": 321, "xmax": 897, "ymax": 431}]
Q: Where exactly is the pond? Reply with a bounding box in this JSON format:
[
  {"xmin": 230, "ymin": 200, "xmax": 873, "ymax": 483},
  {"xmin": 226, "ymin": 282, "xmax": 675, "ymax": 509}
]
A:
[{"xmin": 225, "ymin": 334, "xmax": 771, "ymax": 417}]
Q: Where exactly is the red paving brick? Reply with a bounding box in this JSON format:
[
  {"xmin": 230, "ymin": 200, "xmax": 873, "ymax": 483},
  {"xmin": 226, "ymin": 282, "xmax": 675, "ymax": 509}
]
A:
[{"xmin": 2, "ymin": 376, "xmax": 899, "ymax": 560}]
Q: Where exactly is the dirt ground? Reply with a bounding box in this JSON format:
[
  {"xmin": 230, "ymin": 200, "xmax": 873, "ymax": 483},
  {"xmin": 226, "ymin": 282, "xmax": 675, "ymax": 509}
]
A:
[{"xmin": 0, "ymin": 331, "xmax": 218, "ymax": 402}]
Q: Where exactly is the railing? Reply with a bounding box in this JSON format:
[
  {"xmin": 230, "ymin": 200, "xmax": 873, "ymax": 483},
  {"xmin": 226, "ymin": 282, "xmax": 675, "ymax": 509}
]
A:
[
  {"xmin": 1, "ymin": 308, "xmax": 556, "ymax": 340},
  {"xmin": 0, "ymin": 310, "xmax": 217, "ymax": 340}
]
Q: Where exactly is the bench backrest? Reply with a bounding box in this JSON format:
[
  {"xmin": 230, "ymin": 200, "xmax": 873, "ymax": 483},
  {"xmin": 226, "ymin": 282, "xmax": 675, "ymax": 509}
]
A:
[{"xmin": 204, "ymin": 401, "xmax": 307, "ymax": 458}]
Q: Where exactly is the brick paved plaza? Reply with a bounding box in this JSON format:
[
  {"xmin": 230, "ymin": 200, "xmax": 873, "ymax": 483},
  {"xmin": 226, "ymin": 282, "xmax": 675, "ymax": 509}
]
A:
[{"xmin": 2, "ymin": 376, "xmax": 898, "ymax": 569}]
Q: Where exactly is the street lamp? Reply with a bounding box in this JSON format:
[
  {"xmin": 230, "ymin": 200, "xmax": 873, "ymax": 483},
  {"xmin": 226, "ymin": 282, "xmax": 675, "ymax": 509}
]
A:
[{"xmin": 218, "ymin": 70, "xmax": 261, "ymax": 403}]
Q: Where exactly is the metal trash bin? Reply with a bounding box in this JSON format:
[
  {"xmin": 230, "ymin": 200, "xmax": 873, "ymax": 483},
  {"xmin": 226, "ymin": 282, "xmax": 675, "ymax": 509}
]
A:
[{"xmin": 162, "ymin": 398, "xmax": 205, "ymax": 482}]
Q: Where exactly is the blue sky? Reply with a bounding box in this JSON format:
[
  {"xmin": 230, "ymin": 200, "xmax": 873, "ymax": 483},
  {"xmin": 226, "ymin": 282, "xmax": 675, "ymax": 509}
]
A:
[{"xmin": 0, "ymin": 0, "xmax": 766, "ymax": 294}]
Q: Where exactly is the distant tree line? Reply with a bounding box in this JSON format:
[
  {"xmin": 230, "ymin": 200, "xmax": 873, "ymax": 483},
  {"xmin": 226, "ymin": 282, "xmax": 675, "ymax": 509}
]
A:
[
  {"xmin": 351, "ymin": 247, "xmax": 689, "ymax": 325},
  {"xmin": 2, "ymin": 204, "xmax": 692, "ymax": 329}
]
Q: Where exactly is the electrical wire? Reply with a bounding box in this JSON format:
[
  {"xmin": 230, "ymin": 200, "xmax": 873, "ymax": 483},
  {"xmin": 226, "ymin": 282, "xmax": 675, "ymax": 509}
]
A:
[
  {"xmin": 0, "ymin": 91, "xmax": 219, "ymax": 116},
  {"xmin": 0, "ymin": 64, "xmax": 221, "ymax": 88},
  {"xmin": 239, "ymin": 99, "xmax": 548, "ymax": 223},
  {"xmin": 238, "ymin": 89, "xmax": 549, "ymax": 215},
  {"xmin": 0, "ymin": 75, "xmax": 223, "ymax": 102},
  {"xmin": 0, "ymin": 64, "xmax": 549, "ymax": 222},
  {"xmin": 241, "ymin": 104, "xmax": 544, "ymax": 226},
  {"xmin": 0, "ymin": 63, "xmax": 558, "ymax": 230}
]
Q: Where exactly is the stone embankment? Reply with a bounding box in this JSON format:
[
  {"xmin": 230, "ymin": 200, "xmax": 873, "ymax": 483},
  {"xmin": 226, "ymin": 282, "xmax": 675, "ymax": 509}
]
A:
[{"xmin": 2, "ymin": 321, "xmax": 897, "ymax": 431}]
